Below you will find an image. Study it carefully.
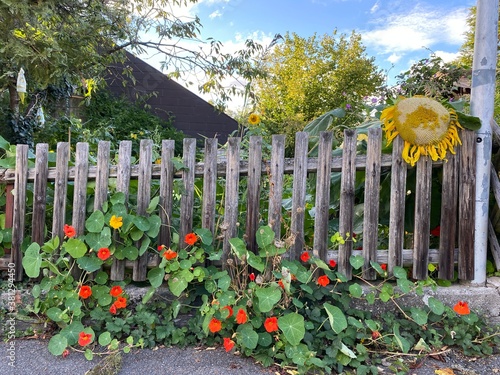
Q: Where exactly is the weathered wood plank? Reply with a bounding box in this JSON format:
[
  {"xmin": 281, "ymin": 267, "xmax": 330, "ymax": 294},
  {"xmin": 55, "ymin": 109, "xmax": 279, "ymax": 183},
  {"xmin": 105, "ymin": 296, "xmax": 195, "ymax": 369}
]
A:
[
  {"xmin": 313, "ymin": 132, "xmax": 333, "ymax": 261},
  {"xmin": 180, "ymin": 138, "xmax": 196, "ymax": 245},
  {"xmin": 111, "ymin": 141, "xmax": 132, "ymax": 280},
  {"xmin": 268, "ymin": 135, "xmax": 285, "ymax": 239},
  {"xmin": 11, "ymin": 145, "xmax": 28, "ymax": 281},
  {"xmin": 71, "ymin": 143, "xmax": 89, "ymax": 279},
  {"xmin": 488, "ymin": 219, "xmax": 500, "ymax": 271},
  {"xmin": 362, "ymin": 128, "xmax": 382, "ymax": 280},
  {"xmin": 491, "ymin": 162, "xmax": 500, "ymax": 208},
  {"xmin": 52, "ymin": 142, "xmax": 70, "ymax": 242},
  {"xmin": 289, "ymin": 132, "xmax": 309, "ymax": 260},
  {"xmin": 31, "ymin": 144, "xmax": 49, "ymax": 246},
  {"xmin": 413, "ymin": 155, "xmax": 432, "ymax": 280},
  {"xmin": 458, "ymin": 130, "xmax": 476, "ymax": 280},
  {"xmin": 438, "ymin": 152, "xmax": 459, "ymax": 280},
  {"xmin": 388, "ymin": 136, "xmax": 406, "ymax": 272},
  {"xmin": 94, "ymin": 141, "xmax": 110, "ymax": 211},
  {"xmin": 338, "ymin": 129, "xmax": 357, "ymax": 280},
  {"xmin": 202, "ymin": 139, "xmax": 218, "ymax": 235},
  {"xmin": 246, "ymin": 136, "xmax": 263, "ymax": 254},
  {"xmin": 133, "ymin": 140, "xmax": 153, "ymax": 281},
  {"xmin": 158, "ymin": 140, "xmax": 175, "ymax": 249},
  {"xmin": 222, "ymin": 137, "xmax": 241, "ymax": 268}
]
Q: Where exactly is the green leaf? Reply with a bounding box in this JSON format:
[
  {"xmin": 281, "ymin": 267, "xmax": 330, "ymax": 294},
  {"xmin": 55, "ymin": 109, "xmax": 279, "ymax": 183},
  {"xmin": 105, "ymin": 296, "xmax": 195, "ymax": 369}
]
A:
[
  {"xmin": 324, "ymin": 303, "xmax": 347, "ymax": 333},
  {"xmin": 410, "ymin": 308, "xmax": 428, "ymax": 325},
  {"xmin": 46, "ymin": 307, "xmax": 64, "ymax": 322},
  {"xmin": 139, "ymin": 237, "xmax": 150, "ymax": 256},
  {"xmin": 146, "ymin": 215, "xmax": 161, "ymax": 238},
  {"xmin": 428, "ymin": 297, "xmax": 445, "ymax": 315},
  {"xmin": 94, "ymin": 271, "xmax": 109, "ymax": 285},
  {"xmin": 237, "ymin": 324, "xmax": 259, "ymax": 349},
  {"xmin": 247, "ymin": 252, "xmax": 265, "ymax": 272},
  {"xmin": 22, "ymin": 242, "xmax": 42, "ymax": 278},
  {"xmin": 63, "ymin": 238, "xmax": 88, "ymax": 258},
  {"xmin": 122, "ymin": 246, "xmax": 139, "ymax": 260},
  {"xmin": 65, "ymin": 297, "xmax": 82, "ymax": 312},
  {"xmin": 133, "ymin": 216, "xmax": 150, "ymax": 231},
  {"xmin": 142, "ymin": 286, "xmax": 156, "ymax": 304},
  {"xmin": 278, "ymin": 313, "xmax": 305, "ymax": 346},
  {"xmin": 349, "ymin": 255, "xmax": 364, "ymax": 270},
  {"xmin": 168, "ymin": 276, "xmax": 188, "ymax": 297},
  {"xmin": 255, "ymin": 226, "xmax": 275, "ymax": 248},
  {"xmin": 340, "ymin": 342, "xmax": 357, "ymax": 359},
  {"xmin": 392, "ymin": 266, "xmax": 408, "ymax": 279},
  {"xmin": 110, "ymin": 192, "xmax": 126, "ymax": 206},
  {"xmin": 85, "ymin": 210, "xmax": 105, "ymax": 233},
  {"xmin": 393, "ymin": 324, "xmax": 411, "ymax": 353},
  {"xmin": 77, "ymin": 256, "xmax": 102, "ymax": 272},
  {"xmin": 85, "ymin": 228, "xmax": 112, "ymax": 250},
  {"xmin": 60, "ymin": 321, "xmax": 84, "ymax": 346},
  {"xmin": 99, "ymin": 332, "xmax": 112, "ymax": 346},
  {"xmin": 397, "ymin": 278, "xmax": 414, "ymax": 294},
  {"xmin": 348, "ymin": 283, "xmax": 363, "ymax": 298},
  {"xmin": 148, "ymin": 268, "xmax": 165, "ymax": 288},
  {"xmin": 195, "ymin": 228, "xmax": 213, "ymax": 245},
  {"xmin": 255, "ymin": 287, "xmax": 282, "ymax": 313},
  {"xmin": 456, "ymin": 111, "xmax": 481, "ymax": 131},
  {"xmin": 147, "ymin": 196, "xmax": 160, "ymax": 213},
  {"xmin": 48, "ymin": 334, "xmax": 68, "ymax": 356},
  {"xmin": 130, "ymin": 227, "xmax": 144, "ymax": 241},
  {"xmin": 228, "ymin": 237, "xmax": 247, "ymax": 260}
]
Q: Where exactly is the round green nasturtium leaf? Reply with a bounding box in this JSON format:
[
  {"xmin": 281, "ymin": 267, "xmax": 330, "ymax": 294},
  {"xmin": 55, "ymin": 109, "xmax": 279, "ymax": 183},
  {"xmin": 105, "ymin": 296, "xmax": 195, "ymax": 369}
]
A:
[
  {"xmin": 46, "ymin": 307, "xmax": 64, "ymax": 322},
  {"xmin": 256, "ymin": 225, "xmax": 275, "ymax": 249},
  {"xmin": 168, "ymin": 276, "xmax": 188, "ymax": 297},
  {"xmin": 255, "ymin": 287, "xmax": 282, "ymax": 313},
  {"xmin": 65, "ymin": 297, "xmax": 82, "ymax": 312},
  {"xmin": 237, "ymin": 324, "xmax": 259, "ymax": 350},
  {"xmin": 99, "ymin": 332, "xmax": 112, "ymax": 346},
  {"xmin": 148, "ymin": 268, "xmax": 165, "ymax": 288},
  {"xmin": 77, "ymin": 256, "xmax": 102, "ymax": 272},
  {"xmin": 278, "ymin": 313, "xmax": 305, "ymax": 346},
  {"xmin": 22, "ymin": 243, "xmax": 42, "ymax": 278},
  {"xmin": 348, "ymin": 283, "xmax": 363, "ymax": 298},
  {"xmin": 427, "ymin": 297, "xmax": 445, "ymax": 315},
  {"xmin": 60, "ymin": 321, "xmax": 84, "ymax": 346},
  {"xmin": 85, "ymin": 210, "xmax": 105, "ymax": 233},
  {"xmin": 323, "ymin": 303, "xmax": 347, "ymax": 333},
  {"xmin": 94, "ymin": 271, "xmax": 109, "ymax": 285},
  {"xmin": 48, "ymin": 334, "xmax": 68, "ymax": 356},
  {"xmin": 195, "ymin": 228, "xmax": 213, "ymax": 245}
]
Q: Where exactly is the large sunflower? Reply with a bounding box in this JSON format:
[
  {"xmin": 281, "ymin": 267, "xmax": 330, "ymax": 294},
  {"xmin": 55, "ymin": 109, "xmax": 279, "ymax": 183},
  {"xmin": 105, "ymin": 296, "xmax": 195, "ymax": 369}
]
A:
[{"xmin": 381, "ymin": 96, "xmax": 463, "ymax": 166}]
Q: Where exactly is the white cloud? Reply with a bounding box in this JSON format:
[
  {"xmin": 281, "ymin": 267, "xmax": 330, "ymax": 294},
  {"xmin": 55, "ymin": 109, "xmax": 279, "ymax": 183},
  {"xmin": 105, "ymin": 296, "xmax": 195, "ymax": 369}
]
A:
[
  {"xmin": 370, "ymin": 0, "xmax": 380, "ymax": 14},
  {"xmin": 361, "ymin": 3, "xmax": 469, "ymax": 54},
  {"xmin": 209, "ymin": 10, "xmax": 222, "ymax": 19},
  {"xmin": 387, "ymin": 53, "xmax": 403, "ymax": 64},
  {"xmin": 434, "ymin": 50, "xmax": 460, "ymax": 63}
]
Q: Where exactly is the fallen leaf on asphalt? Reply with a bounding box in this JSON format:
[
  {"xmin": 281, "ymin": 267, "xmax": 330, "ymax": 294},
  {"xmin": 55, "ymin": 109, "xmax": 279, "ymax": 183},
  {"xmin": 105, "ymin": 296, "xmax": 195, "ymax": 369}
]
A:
[{"xmin": 435, "ymin": 369, "xmax": 455, "ymax": 375}]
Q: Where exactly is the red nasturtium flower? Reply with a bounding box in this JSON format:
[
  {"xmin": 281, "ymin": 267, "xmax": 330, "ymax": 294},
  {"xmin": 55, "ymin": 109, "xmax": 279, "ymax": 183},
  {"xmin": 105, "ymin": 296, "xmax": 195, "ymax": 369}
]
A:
[
  {"xmin": 221, "ymin": 305, "xmax": 233, "ymax": 318},
  {"xmin": 208, "ymin": 318, "xmax": 222, "ymax": 333},
  {"xmin": 381, "ymin": 264, "xmax": 387, "ymax": 271},
  {"xmin": 114, "ymin": 296, "xmax": 127, "ymax": 309},
  {"xmin": 78, "ymin": 285, "xmax": 92, "ymax": 299},
  {"xmin": 223, "ymin": 337, "xmax": 235, "ymax": 352},
  {"xmin": 329, "ymin": 259, "xmax": 337, "ymax": 268},
  {"xmin": 97, "ymin": 247, "xmax": 111, "ymax": 261},
  {"xmin": 264, "ymin": 317, "xmax": 279, "ymax": 333},
  {"xmin": 110, "ymin": 285, "xmax": 123, "ymax": 297},
  {"xmin": 78, "ymin": 332, "xmax": 92, "ymax": 347},
  {"xmin": 278, "ymin": 280, "xmax": 285, "ymax": 289},
  {"xmin": 158, "ymin": 244, "xmax": 165, "ymax": 251},
  {"xmin": 300, "ymin": 251, "xmax": 310, "ymax": 262},
  {"xmin": 162, "ymin": 248, "xmax": 178, "ymax": 260},
  {"xmin": 236, "ymin": 309, "xmax": 248, "ymax": 324},
  {"xmin": 63, "ymin": 224, "xmax": 76, "ymax": 238},
  {"xmin": 184, "ymin": 232, "xmax": 198, "ymax": 246},
  {"xmin": 453, "ymin": 301, "xmax": 470, "ymax": 315},
  {"xmin": 430, "ymin": 226, "xmax": 441, "ymax": 237},
  {"xmin": 371, "ymin": 331, "xmax": 381, "ymax": 340},
  {"xmin": 317, "ymin": 275, "xmax": 330, "ymax": 287},
  {"xmin": 109, "ymin": 304, "xmax": 117, "ymax": 315},
  {"xmin": 249, "ymin": 272, "xmax": 256, "ymax": 281}
]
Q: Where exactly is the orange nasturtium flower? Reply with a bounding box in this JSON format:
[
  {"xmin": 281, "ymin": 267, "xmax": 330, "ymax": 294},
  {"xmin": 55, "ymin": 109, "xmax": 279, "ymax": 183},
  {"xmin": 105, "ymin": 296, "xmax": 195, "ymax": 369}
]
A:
[
  {"xmin": 300, "ymin": 251, "xmax": 310, "ymax": 262},
  {"xmin": 64, "ymin": 224, "xmax": 76, "ymax": 238},
  {"xmin": 453, "ymin": 301, "xmax": 470, "ymax": 315},
  {"xmin": 208, "ymin": 318, "xmax": 222, "ymax": 333},
  {"xmin": 236, "ymin": 309, "xmax": 248, "ymax": 324},
  {"xmin": 97, "ymin": 247, "xmax": 111, "ymax": 261},
  {"xmin": 221, "ymin": 305, "xmax": 233, "ymax": 318},
  {"xmin": 109, "ymin": 304, "xmax": 117, "ymax": 315},
  {"xmin": 184, "ymin": 232, "xmax": 198, "ymax": 246},
  {"xmin": 264, "ymin": 317, "xmax": 279, "ymax": 333},
  {"xmin": 162, "ymin": 249, "xmax": 178, "ymax": 260},
  {"xmin": 329, "ymin": 259, "xmax": 337, "ymax": 268},
  {"xmin": 114, "ymin": 296, "xmax": 127, "ymax": 309},
  {"xmin": 381, "ymin": 264, "xmax": 387, "ymax": 271},
  {"xmin": 78, "ymin": 285, "xmax": 92, "ymax": 299},
  {"xmin": 223, "ymin": 337, "xmax": 235, "ymax": 352},
  {"xmin": 78, "ymin": 332, "xmax": 92, "ymax": 346},
  {"xmin": 110, "ymin": 285, "xmax": 123, "ymax": 297},
  {"xmin": 109, "ymin": 215, "xmax": 123, "ymax": 229},
  {"xmin": 317, "ymin": 275, "xmax": 330, "ymax": 287}
]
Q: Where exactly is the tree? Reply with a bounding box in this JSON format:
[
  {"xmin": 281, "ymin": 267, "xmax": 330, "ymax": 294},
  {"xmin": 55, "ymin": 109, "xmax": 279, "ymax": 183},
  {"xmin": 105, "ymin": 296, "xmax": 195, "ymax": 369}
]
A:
[
  {"xmin": 0, "ymin": 0, "xmax": 269, "ymax": 146},
  {"xmin": 254, "ymin": 30, "xmax": 384, "ymax": 138}
]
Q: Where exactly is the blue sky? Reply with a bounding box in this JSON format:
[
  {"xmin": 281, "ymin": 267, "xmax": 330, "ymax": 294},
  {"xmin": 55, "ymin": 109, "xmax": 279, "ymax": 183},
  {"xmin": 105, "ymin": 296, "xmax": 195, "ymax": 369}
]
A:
[{"xmin": 142, "ymin": 0, "xmax": 476, "ymax": 109}]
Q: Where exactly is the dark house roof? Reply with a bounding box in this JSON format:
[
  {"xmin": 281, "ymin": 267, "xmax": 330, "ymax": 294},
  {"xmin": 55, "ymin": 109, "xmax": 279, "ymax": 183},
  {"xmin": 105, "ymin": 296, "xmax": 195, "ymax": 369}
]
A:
[{"xmin": 105, "ymin": 52, "xmax": 238, "ymax": 144}]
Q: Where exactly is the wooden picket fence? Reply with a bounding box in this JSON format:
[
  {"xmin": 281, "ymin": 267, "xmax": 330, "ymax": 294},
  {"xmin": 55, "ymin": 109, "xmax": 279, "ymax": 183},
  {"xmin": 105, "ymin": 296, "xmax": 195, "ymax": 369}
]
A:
[{"xmin": 0, "ymin": 128, "xmax": 477, "ymax": 282}]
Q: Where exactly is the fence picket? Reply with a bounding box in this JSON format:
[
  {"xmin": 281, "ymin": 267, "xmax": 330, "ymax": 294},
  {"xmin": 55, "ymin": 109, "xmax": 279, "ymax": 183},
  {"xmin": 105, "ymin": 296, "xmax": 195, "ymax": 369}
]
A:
[
  {"xmin": 32, "ymin": 144, "xmax": 49, "ymax": 246},
  {"xmin": 363, "ymin": 128, "xmax": 382, "ymax": 280},
  {"xmin": 94, "ymin": 141, "xmax": 110, "ymax": 211},
  {"xmin": 268, "ymin": 135, "xmax": 285, "ymax": 240},
  {"xmin": 202, "ymin": 139, "xmax": 218, "ymax": 235},
  {"xmin": 52, "ymin": 142, "xmax": 70, "ymax": 243},
  {"xmin": 246, "ymin": 136, "xmax": 263, "ymax": 254}
]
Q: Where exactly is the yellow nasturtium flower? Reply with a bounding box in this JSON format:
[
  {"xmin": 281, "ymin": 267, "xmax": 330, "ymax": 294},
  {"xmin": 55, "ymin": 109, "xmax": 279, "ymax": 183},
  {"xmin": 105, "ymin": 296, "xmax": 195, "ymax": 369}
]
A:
[
  {"xmin": 248, "ymin": 113, "xmax": 261, "ymax": 126},
  {"xmin": 109, "ymin": 215, "xmax": 123, "ymax": 229},
  {"xmin": 381, "ymin": 96, "xmax": 463, "ymax": 166}
]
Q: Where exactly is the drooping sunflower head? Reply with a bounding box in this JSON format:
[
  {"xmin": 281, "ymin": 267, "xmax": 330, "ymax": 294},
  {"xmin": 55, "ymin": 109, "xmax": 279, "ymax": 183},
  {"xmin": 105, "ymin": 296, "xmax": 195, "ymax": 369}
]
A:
[{"xmin": 381, "ymin": 96, "xmax": 463, "ymax": 166}]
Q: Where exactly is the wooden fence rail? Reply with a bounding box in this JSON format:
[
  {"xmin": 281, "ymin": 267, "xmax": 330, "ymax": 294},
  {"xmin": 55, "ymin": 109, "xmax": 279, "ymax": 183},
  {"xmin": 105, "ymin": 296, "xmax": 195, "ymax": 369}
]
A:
[{"xmin": 0, "ymin": 129, "xmax": 477, "ymax": 282}]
